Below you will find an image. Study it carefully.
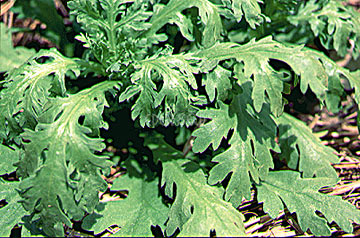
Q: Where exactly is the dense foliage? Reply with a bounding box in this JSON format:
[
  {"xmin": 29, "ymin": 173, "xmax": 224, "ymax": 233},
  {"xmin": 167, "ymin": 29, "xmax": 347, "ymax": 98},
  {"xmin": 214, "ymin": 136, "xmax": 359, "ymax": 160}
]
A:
[{"xmin": 1, "ymin": 0, "xmax": 360, "ymax": 236}]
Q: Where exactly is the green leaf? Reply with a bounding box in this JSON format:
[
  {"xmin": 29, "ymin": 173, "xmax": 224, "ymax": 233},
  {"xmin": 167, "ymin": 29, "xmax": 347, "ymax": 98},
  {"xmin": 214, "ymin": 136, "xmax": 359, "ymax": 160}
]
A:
[
  {"xmin": 0, "ymin": 23, "xmax": 36, "ymax": 72},
  {"xmin": 193, "ymin": 83, "xmax": 279, "ymax": 204},
  {"xmin": 144, "ymin": 0, "xmax": 222, "ymax": 47},
  {"xmin": 145, "ymin": 136, "xmax": 245, "ymax": 236},
  {"xmin": 21, "ymin": 224, "xmax": 45, "ymax": 238},
  {"xmin": 82, "ymin": 160, "xmax": 168, "ymax": 236},
  {"xmin": 304, "ymin": 48, "xmax": 360, "ymax": 109},
  {"xmin": 192, "ymin": 102, "xmax": 234, "ymax": 153},
  {"xmin": 350, "ymin": 70, "xmax": 360, "ymax": 106},
  {"xmin": 0, "ymin": 179, "xmax": 27, "ymax": 237},
  {"xmin": 69, "ymin": 0, "xmax": 154, "ymax": 68},
  {"xmin": 288, "ymin": 0, "xmax": 360, "ymax": 59},
  {"xmin": 120, "ymin": 51, "xmax": 205, "ymax": 127},
  {"xmin": 323, "ymin": 65, "xmax": 360, "ymax": 108},
  {"xmin": 325, "ymin": 75, "xmax": 344, "ymax": 113},
  {"xmin": 0, "ymin": 49, "xmax": 80, "ymax": 139},
  {"xmin": 221, "ymin": 0, "xmax": 268, "ymax": 28},
  {"xmin": 277, "ymin": 113, "xmax": 339, "ymax": 181},
  {"xmin": 257, "ymin": 171, "xmax": 360, "ymax": 236},
  {"xmin": 161, "ymin": 159, "xmax": 245, "ymax": 236},
  {"xmin": 194, "ymin": 36, "xmax": 329, "ymax": 116},
  {"xmin": 144, "ymin": 133, "xmax": 183, "ymax": 165},
  {"xmin": 18, "ymin": 81, "xmax": 119, "ymax": 236},
  {"xmin": 0, "ymin": 144, "xmax": 19, "ymax": 175},
  {"xmin": 203, "ymin": 65, "xmax": 232, "ymax": 102},
  {"xmin": 12, "ymin": 0, "xmax": 69, "ymax": 52}
]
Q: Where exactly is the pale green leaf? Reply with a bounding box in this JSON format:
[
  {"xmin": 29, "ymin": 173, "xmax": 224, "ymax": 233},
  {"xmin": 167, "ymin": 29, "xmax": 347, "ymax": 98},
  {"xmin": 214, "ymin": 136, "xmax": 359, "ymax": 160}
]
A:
[
  {"xmin": 0, "ymin": 23, "xmax": 36, "ymax": 72},
  {"xmin": 203, "ymin": 65, "xmax": 232, "ymax": 102},
  {"xmin": 145, "ymin": 0, "xmax": 222, "ymax": 47},
  {"xmin": 0, "ymin": 49, "xmax": 80, "ymax": 138},
  {"xmin": 146, "ymin": 137, "xmax": 245, "ymax": 236},
  {"xmin": 0, "ymin": 179, "xmax": 27, "ymax": 237},
  {"xmin": 0, "ymin": 144, "xmax": 19, "ymax": 175},
  {"xmin": 69, "ymin": 0, "xmax": 155, "ymax": 69},
  {"xmin": 277, "ymin": 113, "xmax": 339, "ymax": 181},
  {"xmin": 221, "ymin": 0, "xmax": 268, "ymax": 28},
  {"xmin": 169, "ymin": 12, "xmax": 194, "ymax": 41},
  {"xmin": 192, "ymin": 102, "xmax": 235, "ymax": 153},
  {"xmin": 257, "ymin": 171, "xmax": 360, "ymax": 236},
  {"xmin": 18, "ymin": 81, "xmax": 119, "ymax": 236}
]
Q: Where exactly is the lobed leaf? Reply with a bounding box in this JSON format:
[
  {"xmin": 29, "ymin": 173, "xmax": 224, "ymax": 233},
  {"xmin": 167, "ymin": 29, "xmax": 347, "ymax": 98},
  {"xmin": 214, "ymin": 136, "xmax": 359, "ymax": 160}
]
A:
[
  {"xmin": 192, "ymin": 102, "xmax": 235, "ymax": 153},
  {"xmin": 194, "ymin": 36, "xmax": 329, "ymax": 116},
  {"xmin": 69, "ymin": 0, "xmax": 161, "ymax": 73},
  {"xmin": 193, "ymin": 83, "xmax": 279, "ymax": 204},
  {"xmin": 257, "ymin": 171, "xmax": 360, "ymax": 236},
  {"xmin": 144, "ymin": 136, "xmax": 245, "ymax": 236},
  {"xmin": 144, "ymin": 0, "xmax": 223, "ymax": 47},
  {"xmin": 202, "ymin": 65, "xmax": 232, "ymax": 102},
  {"xmin": 0, "ymin": 49, "xmax": 80, "ymax": 139},
  {"xmin": 306, "ymin": 49, "xmax": 360, "ymax": 108},
  {"xmin": 160, "ymin": 157, "xmax": 245, "ymax": 236},
  {"xmin": 120, "ymin": 51, "xmax": 206, "ymax": 127},
  {"xmin": 0, "ymin": 179, "xmax": 27, "ymax": 237},
  {"xmin": 220, "ymin": 0, "xmax": 268, "ymax": 28},
  {"xmin": 18, "ymin": 81, "xmax": 119, "ymax": 236},
  {"xmin": 277, "ymin": 113, "xmax": 339, "ymax": 181},
  {"xmin": 288, "ymin": 0, "xmax": 360, "ymax": 59},
  {"xmin": 82, "ymin": 160, "xmax": 168, "ymax": 236},
  {"xmin": 0, "ymin": 145, "xmax": 26, "ymax": 236}
]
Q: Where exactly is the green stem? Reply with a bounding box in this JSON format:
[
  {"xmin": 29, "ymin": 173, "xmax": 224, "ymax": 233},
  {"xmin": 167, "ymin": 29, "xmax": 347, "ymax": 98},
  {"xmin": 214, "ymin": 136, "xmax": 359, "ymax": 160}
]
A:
[{"xmin": 107, "ymin": 2, "xmax": 117, "ymax": 54}]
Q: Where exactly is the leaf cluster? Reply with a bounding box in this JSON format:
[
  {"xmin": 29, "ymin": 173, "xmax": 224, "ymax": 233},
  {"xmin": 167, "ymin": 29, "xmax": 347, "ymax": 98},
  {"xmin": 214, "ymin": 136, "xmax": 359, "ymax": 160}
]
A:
[{"xmin": 1, "ymin": 0, "xmax": 360, "ymax": 237}]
